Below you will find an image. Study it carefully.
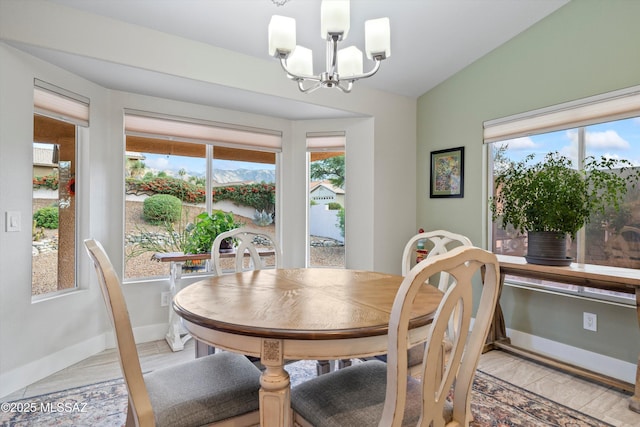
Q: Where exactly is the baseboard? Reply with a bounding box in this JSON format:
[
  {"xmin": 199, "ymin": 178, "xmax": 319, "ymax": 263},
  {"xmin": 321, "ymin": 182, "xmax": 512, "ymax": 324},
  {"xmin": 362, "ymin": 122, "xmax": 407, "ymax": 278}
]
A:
[
  {"xmin": 506, "ymin": 327, "xmax": 636, "ymax": 384},
  {"xmin": 0, "ymin": 333, "xmax": 107, "ymax": 399},
  {"xmin": 0, "ymin": 322, "xmax": 168, "ymax": 399},
  {"xmin": 102, "ymin": 322, "xmax": 168, "ymax": 348},
  {"xmin": 134, "ymin": 322, "xmax": 169, "ymax": 344}
]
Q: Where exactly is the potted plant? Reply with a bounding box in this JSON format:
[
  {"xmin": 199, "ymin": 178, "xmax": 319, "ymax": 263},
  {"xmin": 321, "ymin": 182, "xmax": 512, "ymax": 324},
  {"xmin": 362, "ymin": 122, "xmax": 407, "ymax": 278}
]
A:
[
  {"xmin": 183, "ymin": 210, "xmax": 243, "ymax": 255},
  {"xmin": 490, "ymin": 152, "xmax": 640, "ymax": 265}
]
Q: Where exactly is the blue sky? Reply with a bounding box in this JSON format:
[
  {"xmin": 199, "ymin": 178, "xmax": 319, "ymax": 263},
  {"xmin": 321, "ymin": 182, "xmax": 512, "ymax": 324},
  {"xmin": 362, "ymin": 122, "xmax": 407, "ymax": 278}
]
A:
[{"xmin": 495, "ymin": 117, "xmax": 640, "ymax": 166}]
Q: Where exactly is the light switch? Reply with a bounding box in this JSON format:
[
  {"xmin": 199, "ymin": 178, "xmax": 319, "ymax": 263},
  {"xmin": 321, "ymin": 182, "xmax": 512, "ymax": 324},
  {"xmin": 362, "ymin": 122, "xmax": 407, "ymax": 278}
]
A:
[{"xmin": 6, "ymin": 211, "xmax": 21, "ymax": 232}]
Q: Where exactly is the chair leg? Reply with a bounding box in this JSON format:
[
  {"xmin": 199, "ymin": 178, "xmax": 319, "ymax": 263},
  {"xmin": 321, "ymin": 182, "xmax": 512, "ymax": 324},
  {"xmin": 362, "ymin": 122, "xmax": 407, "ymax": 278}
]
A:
[
  {"xmin": 195, "ymin": 339, "xmax": 215, "ymax": 358},
  {"xmin": 125, "ymin": 401, "xmax": 136, "ymax": 427},
  {"xmin": 316, "ymin": 360, "xmax": 331, "ymax": 375},
  {"xmin": 338, "ymin": 359, "xmax": 352, "ymax": 369}
]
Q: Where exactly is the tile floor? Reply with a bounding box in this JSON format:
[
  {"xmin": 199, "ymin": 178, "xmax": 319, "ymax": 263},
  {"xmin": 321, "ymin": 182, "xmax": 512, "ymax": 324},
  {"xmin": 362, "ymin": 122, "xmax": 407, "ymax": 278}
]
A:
[{"xmin": 3, "ymin": 339, "xmax": 640, "ymax": 427}]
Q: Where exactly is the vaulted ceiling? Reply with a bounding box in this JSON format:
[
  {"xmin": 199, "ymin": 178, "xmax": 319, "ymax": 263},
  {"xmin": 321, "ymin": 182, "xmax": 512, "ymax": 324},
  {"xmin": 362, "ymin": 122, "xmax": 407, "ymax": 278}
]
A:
[{"xmin": 8, "ymin": 0, "xmax": 569, "ymax": 119}]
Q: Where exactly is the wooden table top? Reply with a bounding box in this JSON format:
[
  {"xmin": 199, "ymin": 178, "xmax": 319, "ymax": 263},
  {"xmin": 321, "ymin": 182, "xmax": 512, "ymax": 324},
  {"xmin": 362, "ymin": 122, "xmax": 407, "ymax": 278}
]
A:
[{"xmin": 173, "ymin": 268, "xmax": 443, "ymax": 341}]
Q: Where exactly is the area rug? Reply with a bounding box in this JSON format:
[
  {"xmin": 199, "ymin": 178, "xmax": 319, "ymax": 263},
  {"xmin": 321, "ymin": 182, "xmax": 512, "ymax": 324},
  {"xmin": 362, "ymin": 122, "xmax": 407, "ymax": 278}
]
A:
[{"xmin": 0, "ymin": 361, "xmax": 612, "ymax": 427}]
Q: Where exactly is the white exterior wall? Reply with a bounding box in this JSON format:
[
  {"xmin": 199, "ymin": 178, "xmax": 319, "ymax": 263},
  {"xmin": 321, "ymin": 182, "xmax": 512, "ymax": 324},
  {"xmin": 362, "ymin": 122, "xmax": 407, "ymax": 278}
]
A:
[{"xmin": 309, "ymin": 204, "xmax": 343, "ymax": 242}]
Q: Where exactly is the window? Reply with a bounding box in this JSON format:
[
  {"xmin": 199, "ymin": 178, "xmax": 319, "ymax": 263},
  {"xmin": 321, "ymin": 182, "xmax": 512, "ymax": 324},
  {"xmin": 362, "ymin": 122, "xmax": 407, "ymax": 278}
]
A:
[
  {"xmin": 486, "ymin": 86, "xmax": 640, "ymax": 303},
  {"xmin": 32, "ymin": 80, "xmax": 89, "ymax": 297},
  {"xmin": 307, "ymin": 133, "xmax": 346, "ymax": 268},
  {"xmin": 124, "ymin": 113, "xmax": 279, "ymax": 280}
]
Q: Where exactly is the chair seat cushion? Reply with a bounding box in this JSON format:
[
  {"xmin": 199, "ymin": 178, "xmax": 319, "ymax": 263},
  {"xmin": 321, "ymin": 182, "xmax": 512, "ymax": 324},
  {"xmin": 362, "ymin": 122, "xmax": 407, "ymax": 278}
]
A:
[
  {"xmin": 292, "ymin": 360, "xmax": 452, "ymax": 427},
  {"xmin": 372, "ymin": 342, "xmax": 426, "ymax": 366},
  {"xmin": 144, "ymin": 351, "xmax": 261, "ymax": 427}
]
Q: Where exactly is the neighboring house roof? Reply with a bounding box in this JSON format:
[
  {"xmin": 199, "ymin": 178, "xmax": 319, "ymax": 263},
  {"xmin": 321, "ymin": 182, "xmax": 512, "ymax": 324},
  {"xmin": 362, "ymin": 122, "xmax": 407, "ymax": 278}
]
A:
[
  {"xmin": 125, "ymin": 151, "xmax": 146, "ymax": 161},
  {"xmin": 309, "ymin": 180, "xmax": 345, "ymax": 195}
]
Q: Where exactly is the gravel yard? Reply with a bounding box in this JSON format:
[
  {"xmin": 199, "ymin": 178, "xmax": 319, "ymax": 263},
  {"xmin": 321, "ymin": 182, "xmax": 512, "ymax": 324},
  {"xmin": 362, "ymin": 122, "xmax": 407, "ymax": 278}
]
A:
[{"xmin": 32, "ymin": 201, "xmax": 344, "ymax": 295}]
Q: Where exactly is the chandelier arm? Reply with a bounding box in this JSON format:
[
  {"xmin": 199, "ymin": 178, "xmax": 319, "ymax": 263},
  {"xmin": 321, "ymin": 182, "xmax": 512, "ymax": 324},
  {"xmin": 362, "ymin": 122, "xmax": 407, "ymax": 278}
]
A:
[
  {"xmin": 278, "ymin": 56, "xmax": 322, "ymax": 83},
  {"xmin": 340, "ymin": 58, "xmax": 382, "ymax": 83},
  {"xmin": 299, "ymin": 81, "xmax": 323, "ymax": 94},
  {"xmin": 336, "ymin": 81, "xmax": 353, "ymax": 93}
]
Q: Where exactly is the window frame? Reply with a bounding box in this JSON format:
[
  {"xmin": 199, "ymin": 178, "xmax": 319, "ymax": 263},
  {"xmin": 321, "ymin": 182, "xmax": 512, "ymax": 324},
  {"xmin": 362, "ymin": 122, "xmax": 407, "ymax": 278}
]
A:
[
  {"xmin": 31, "ymin": 80, "xmax": 89, "ymax": 300},
  {"xmin": 123, "ymin": 111, "xmax": 280, "ymax": 282},
  {"xmin": 306, "ymin": 132, "xmax": 346, "ymax": 268},
  {"xmin": 485, "ymin": 86, "xmax": 640, "ymax": 306}
]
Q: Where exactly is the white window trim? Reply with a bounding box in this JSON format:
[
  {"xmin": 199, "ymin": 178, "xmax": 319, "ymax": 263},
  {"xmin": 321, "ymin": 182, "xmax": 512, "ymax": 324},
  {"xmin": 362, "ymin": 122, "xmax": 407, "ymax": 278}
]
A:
[{"xmin": 484, "ymin": 85, "xmax": 640, "ymax": 143}]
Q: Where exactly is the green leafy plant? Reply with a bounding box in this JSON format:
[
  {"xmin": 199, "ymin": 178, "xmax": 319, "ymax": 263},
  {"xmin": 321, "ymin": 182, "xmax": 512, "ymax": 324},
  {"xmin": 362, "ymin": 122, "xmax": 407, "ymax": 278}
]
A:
[
  {"xmin": 490, "ymin": 152, "xmax": 640, "ymax": 238},
  {"xmin": 143, "ymin": 194, "xmax": 182, "ymax": 225},
  {"xmin": 183, "ymin": 210, "xmax": 243, "ymax": 254},
  {"xmin": 126, "ymin": 219, "xmax": 194, "ymax": 259},
  {"xmin": 336, "ymin": 207, "xmax": 345, "ymax": 238},
  {"xmin": 33, "ymin": 206, "xmax": 59, "ymax": 229},
  {"xmin": 327, "ymin": 202, "xmax": 342, "ymax": 210}
]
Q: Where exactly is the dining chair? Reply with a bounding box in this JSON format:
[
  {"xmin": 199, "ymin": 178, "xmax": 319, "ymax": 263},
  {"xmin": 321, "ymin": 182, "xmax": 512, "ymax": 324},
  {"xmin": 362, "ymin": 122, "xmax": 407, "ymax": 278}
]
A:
[
  {"xmin": 291, "ymin": 246, "xmax": 500, "ymax": 427},
  {"xmin": 207, "ymin": 228, "xmax": 282, "ymax": 359},
  {"xmin": 401, "ymin": 230, "xmax": 473, "ymax": 375},
  {"xmin": 84, "ymin": 239, "xmax": 261, "ymax": 427},
  {"xmin": 210, "ymin": 227, "xmax": 282, "ymax": 275}
]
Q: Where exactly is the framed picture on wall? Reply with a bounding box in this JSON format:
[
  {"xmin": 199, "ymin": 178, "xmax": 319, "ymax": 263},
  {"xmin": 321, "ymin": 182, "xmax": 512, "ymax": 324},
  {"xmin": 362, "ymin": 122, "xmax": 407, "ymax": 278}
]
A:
[{"xmin": 430, "ymin": 147, "xmax": 464, "ymax": 198}]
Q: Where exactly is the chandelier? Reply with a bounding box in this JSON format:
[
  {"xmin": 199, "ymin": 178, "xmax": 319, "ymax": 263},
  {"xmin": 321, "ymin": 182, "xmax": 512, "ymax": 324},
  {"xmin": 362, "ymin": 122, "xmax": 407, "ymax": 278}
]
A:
[{"xmin": 268, "ymin": 0, "xmax": 390, "ymax": 93}]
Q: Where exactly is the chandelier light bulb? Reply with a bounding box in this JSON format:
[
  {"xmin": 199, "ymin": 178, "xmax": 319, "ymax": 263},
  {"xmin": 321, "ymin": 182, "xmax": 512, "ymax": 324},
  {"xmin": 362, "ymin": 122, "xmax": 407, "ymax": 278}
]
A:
[
  {"xmin": 337, "ymin": 46, "xmax": 363, "ymax": 77},
  {"xmin": 287, "ymin": 46, "xmax": 314, "ymax": 77},
  {"xmin": 320, "ymin": 0, "xmax": 350, "ymax": 40},
  {"xmin": 268, "ymin": 15, "xmax": 296, "ymax": 57},
  {"xmin": 365, "ymin": 17, "xmax": 391, "ymax": 60}
]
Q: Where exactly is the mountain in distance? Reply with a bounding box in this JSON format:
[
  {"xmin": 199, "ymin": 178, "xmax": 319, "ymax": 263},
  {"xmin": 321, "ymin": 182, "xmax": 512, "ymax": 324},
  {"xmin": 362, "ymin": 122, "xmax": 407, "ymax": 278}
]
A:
[{"xmin": 210, "ymin": 168, "xmax": 275, "ymax": 184}]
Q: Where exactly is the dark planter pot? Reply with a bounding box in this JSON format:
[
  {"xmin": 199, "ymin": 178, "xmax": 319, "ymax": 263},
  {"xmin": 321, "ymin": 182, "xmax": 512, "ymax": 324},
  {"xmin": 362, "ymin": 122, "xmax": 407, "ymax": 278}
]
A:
[
  {"xmin": 525, "ymin": 231, "xmax": 573, "ymax": 266},
  {"xmin": 219, "ymin": 237, "xmax": 234, "ymax": 253}
]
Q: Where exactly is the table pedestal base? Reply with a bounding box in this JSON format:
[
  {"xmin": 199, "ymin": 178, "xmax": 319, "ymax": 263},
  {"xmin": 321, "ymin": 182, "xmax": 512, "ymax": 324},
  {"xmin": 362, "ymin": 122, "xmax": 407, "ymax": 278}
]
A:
[{"xmin": 260, "ymin": 339, "xmax": 292, "ymax": 427}]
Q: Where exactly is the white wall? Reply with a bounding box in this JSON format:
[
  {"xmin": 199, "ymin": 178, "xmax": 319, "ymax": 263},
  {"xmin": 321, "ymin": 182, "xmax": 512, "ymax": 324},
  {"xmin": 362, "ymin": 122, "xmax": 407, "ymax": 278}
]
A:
[
  {"xmin": 0, "ymin": 0, "xmax": 416, "ymax": 396},
  {"xmin": 0, "ymin": 43, "xmax": 109, "ymax": 397}
]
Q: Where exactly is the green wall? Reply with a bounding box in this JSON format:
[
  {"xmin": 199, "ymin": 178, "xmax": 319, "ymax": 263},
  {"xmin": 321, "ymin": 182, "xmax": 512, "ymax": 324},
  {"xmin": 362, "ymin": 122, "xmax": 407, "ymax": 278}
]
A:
[{"xmin": 417, "ymin": 0, "xmax": 640, "ymax": 364}]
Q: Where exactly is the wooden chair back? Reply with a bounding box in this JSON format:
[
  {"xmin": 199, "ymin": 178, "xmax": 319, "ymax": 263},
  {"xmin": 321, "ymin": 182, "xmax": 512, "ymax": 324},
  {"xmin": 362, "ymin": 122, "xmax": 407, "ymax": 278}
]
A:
[
  {"xmin": 382, "ymin": 246, "xmax": 500, "ymax": 427},
  {"xmin": 84, "ymin": 239, "xmax": 155, "ymax": 426},
  {"xmin": 401, "ymin": 229, "xmax": 473, "ymax": 290},
  {"xmin": 211, "ymin": 228, "xmax": 282, "ymax": 275}
]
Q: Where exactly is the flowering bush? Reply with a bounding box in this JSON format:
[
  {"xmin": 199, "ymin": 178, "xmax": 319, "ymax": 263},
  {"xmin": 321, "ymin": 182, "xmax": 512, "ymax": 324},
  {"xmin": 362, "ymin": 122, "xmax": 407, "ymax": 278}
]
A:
[
  {"xmin": 126, "ymin": 177, "xmax": 275, "ymax": 212},
  {"xmin": 33, "ymin": 175, "xmax": 59, "ymax": 190},
  {"xmin": 213, "ymin": 183, "xmax": 275, "ymax": 213},
  {"xmin": 126, "ymin": 177, "xmax": 205, "ymax": 203}
]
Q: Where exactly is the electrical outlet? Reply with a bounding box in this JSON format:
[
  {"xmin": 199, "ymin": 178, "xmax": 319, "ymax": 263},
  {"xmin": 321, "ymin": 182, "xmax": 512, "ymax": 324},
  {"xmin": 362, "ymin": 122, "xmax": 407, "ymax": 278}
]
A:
[
  {"xmin": 583, "ymin": 312, "xmax": 597, "ymax": 331},
  {"xmin": 161, "ymin": 292, "xmax": 171, "ymax": 307}
]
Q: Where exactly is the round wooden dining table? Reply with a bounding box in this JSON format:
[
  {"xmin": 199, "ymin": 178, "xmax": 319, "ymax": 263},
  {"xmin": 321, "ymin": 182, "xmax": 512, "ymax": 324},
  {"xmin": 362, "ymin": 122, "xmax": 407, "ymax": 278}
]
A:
[{"xmin": 173, "ymin": 268, "xmax": 443, "ymax": 427}]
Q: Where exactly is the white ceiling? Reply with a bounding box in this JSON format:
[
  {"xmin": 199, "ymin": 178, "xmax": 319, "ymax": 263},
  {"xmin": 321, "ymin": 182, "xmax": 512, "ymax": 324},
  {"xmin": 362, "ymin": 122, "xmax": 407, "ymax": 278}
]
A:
[{"xmin": 13, "ymin": 0, "xmax": 569, "ymax": 119}]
